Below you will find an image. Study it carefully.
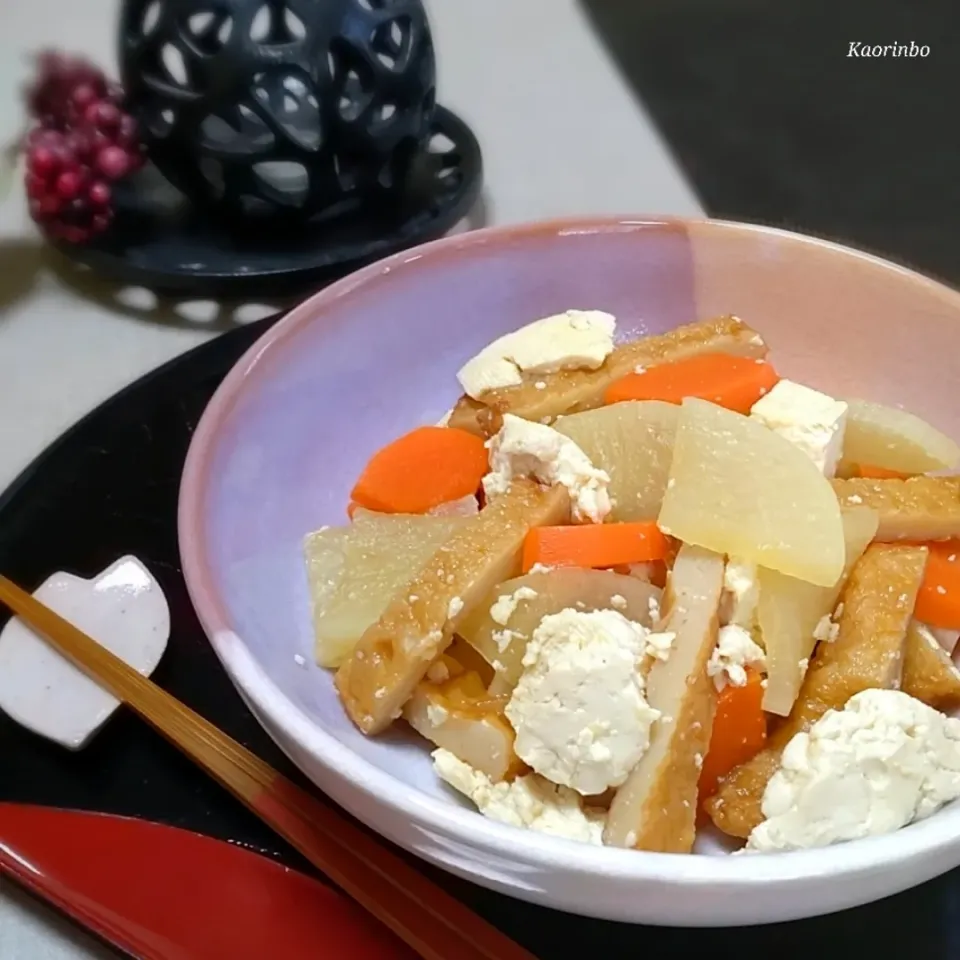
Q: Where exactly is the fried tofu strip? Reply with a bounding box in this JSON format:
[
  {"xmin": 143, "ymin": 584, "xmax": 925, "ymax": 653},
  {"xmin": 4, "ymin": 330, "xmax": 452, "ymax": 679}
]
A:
[
  {"xmin": 336, "ymin": 480, "xmax": 569, "ymax": 734},
  {"xmin": 449, "ymin": 315, "xmax": 768, "ymax": 437},
  {"xmin": 902, "ymin": 620, "xmax": 960, "ymax": 711},
  {"xmin": 604, "ymin": 544, "xmax": 724, "ymax": 852},
  {"xmin": 833, "ymin": 477, "xmax": 960, "ymax": 542},
  {"xmin": 705, "ymin": 544, "xmax": 927, "ymax": 839}
]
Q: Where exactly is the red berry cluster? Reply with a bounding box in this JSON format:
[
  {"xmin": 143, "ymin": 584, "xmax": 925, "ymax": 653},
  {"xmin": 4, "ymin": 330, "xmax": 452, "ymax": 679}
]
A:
[{"xmin": 23, "ymin": 52, "xmax": 146, "ymax": 244}]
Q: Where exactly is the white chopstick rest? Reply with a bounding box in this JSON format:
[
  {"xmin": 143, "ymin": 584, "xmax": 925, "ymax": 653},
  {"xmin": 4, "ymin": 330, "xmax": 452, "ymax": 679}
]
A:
[{"xmin": 0, "ymin": 556, "xmax": 170, "ymax": 749}]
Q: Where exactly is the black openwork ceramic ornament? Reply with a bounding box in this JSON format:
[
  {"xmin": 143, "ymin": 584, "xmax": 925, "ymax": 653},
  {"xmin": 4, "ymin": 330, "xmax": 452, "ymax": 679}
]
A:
[{"xmin": 117, "ymin": 0, "xmax": 436, "ymax": 224}]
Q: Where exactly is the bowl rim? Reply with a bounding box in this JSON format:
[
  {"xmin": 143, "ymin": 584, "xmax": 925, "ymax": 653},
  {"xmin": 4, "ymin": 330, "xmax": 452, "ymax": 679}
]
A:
[{"xmin": 178, "ymin": 213, "xmax": 960, "ymax": 893}]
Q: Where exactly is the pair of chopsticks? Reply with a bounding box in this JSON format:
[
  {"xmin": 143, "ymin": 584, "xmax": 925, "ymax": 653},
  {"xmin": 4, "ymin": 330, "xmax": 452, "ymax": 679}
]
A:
[{"xmin": 0, "ymin": 575, "xmax": 535, "ymax": 960}]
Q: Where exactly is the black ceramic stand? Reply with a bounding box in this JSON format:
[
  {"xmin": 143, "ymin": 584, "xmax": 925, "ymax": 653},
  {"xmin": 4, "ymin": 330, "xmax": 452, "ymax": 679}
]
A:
[{"xmin": 53, "ymin": 105, "xmax": 481, "ymax": 296}]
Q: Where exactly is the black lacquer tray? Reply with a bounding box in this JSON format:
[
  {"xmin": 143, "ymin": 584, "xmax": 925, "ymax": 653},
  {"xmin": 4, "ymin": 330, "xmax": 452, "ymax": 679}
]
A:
[{"xmin": 2, "ymin": 306, "xmax": 960, "ymax": 959}]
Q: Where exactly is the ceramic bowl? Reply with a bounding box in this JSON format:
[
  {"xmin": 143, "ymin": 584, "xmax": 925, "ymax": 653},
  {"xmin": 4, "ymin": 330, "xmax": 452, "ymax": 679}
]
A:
[{"xmin": 179, "ymin": 217, "xmax": 960, "ymax": 926}]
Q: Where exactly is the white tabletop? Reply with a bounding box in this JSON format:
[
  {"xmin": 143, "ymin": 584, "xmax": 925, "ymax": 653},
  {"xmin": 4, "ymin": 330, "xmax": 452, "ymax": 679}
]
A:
[{"xmin": 0, "ymin": 0, "xmax": 702, "ymax": 955}]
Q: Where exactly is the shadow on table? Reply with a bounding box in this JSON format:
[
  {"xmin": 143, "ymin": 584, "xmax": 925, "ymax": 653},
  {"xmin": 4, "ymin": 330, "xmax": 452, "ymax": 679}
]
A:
[
  {"xmin": 579, "ymin": 0, "xmax": 960, "ymax": 287},
  {"xmin": 47, "ymin": 249, "xmax": 287, "ymax": 332},
  {"xmin": 37, "ymin": 187, "xmax": 491, "ymax": 332},
  {"xmin": 0, "ymin": 239, "xmax": 44, "ymax": 318}
]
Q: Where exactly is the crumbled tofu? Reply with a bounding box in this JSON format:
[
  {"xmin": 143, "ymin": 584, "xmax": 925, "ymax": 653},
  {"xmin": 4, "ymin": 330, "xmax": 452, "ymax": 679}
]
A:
[
  {"xmin": 505, "ymin": 609, "xmax": 660, "ymax": 795},
  {"xmin": 492, "ymin": 628, "xmax": 517, "ymax": 652},
  {"xmin": 447, "ymin": 596, "xmax": 464, "ymax": 619},
  {"xmin": 750, "ymin": 379, "xmax": 848, "ymax": 477},
  {"xmin": 644, "ymin": 631, "xmax": 676, "ymax": 662},
  {"xmin": 746, "ymin": 689, "xmax": 960, "ymax": 852},
  {"xmin": 648, "ymin": 594, "xmax": 661, "ymax": 622},
  {"xmin": 483, "ymin": 415, "xmax": 612, "ymax": 523},
  {"xmin": 529, "ymin": 563, "xmax": 554, "ymax": 574},
  {"xmin": 489, "ymin": 585, "xmax": 539, "ymax": 625},
  {"xmin": 456, "ymin": 310, "xmax": 616, "ymax": 399},
  {"xmin": 426, "ymin": 702, "xmax": 450, "ymax": 725},
  {"xmin": 609, "ymin": 594, "xmax": 628, "ymax": 610},
  {"xmin": 293, "ymin": 654, "xmax": 307, "ymax": 668},
  {"xmin": 719, "ymin": 558, "xmax": 760, "ymax": 629},
  {"xmin": 433, "ymin": 748, "xmax": 605, "ymax": 844},
  {"xmin": 812, "ymin": 613, "xmax": 840, "ymax": 643},
  {"xmin": 426, "ymin": 661, "xmax": 450, "ymax": 684},
  {"xmin": 707, "ymin": 624, "xmax": 766, "ymax": 691}
]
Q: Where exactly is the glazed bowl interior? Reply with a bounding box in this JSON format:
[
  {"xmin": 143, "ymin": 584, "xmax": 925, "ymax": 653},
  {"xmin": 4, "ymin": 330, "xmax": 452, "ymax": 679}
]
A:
[{"xmin": 179, "ymin": 217, "xmax": 960, "ymax": 924}]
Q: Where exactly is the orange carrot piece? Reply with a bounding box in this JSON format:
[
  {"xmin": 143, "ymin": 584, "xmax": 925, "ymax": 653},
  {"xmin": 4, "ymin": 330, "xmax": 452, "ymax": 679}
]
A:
[
  {"xmin": 914, "ymin": 540, "xmax": 960, "ymax": 628},
  {"xmin": 603, "ymin": 353, "xmax": 779, "ymax": 413},
  {"xmin": 350, "ymin": 426, "xmax": 488, "ymax": 515},
  {"xmin": 521, "ymin": 522, "xmax": 668, "ymax": 572},
  {"xmin": 856, "ymin": 463, "xmax": 913, "ymax": 480},
  {"xmin": 698, "ymin": 669, "xmax": 767, "ymax": 804}
]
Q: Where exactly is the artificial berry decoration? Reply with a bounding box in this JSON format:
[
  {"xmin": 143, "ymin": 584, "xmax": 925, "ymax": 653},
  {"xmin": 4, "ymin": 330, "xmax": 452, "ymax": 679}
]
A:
[{"xmin": 22, "ymin": 51, "xmax": 146, "ymax": 244}]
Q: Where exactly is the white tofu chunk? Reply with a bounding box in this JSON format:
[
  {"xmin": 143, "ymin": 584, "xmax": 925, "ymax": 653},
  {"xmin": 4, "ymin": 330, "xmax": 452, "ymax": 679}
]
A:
[
  {"xmin": 457, "ymin": 310, "xmax": 616, "ymax": 398},
  {"xmin": 750, "ymin": 380, "xmax": 848, "ymax": 477}
]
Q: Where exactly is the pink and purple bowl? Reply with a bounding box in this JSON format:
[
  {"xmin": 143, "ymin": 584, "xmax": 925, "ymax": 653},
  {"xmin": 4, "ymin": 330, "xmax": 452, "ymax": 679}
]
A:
[{"xmin": 178, "ymin": 216, "xmax": 960, "ymax": 926}]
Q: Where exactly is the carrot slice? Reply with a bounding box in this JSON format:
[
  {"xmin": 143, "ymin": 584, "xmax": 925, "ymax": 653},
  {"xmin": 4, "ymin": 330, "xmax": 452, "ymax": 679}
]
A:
[
  {"xmin": 915, "ymin": 540, "xmax": 960, "ymax": 628},
  {"xmin": 521, "ymin": 522, "xmax": 668, "ymax": 572},
  {"xmin": 350, "ymin": 426, "xmax": 488, "ymax": 515},
  {"xmin": 698, "ymin": 668, "xmax": 767, "ymax": 804},
  {"xmin": 856, "ymin": 464, "xmax": 913, "ymax": 480},
  {"xmin": 603, "ymin": 354, "xmax": 779, "ymax": 413}
]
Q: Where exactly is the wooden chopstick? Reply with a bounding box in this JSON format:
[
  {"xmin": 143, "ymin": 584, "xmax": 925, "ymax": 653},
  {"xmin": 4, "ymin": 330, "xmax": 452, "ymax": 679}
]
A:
[{"xmin": 0, "ymin": 575, "xmax": 536, "ymax": 960}]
